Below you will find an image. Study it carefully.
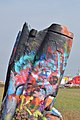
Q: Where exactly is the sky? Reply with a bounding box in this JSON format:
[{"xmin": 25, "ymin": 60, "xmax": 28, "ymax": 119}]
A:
[{"xmin": 0, "ymin": 0, "xmax": 80, "ymax": 81}]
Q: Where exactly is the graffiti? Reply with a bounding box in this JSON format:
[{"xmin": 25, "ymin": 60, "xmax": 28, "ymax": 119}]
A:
[{"xmin": 0, "ymin": 23, "xmax": 73, "ymax": 120}]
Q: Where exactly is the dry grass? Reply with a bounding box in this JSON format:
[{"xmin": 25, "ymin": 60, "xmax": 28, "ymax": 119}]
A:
[
  {"xmin": 0, "ymin": 86, "xmax": 4, "ymax": 108},
  {"xmin": 54, "ymin": 88, "xmax": 80, "ymax": 120},
  {"xmin": 61, "ymin": 110, "xmax": 80, "ymax": 120}
]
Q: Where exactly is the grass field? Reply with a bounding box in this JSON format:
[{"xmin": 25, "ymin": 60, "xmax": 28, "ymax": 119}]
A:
[
  {"xmin": 0, "ymin": 86, "xmax": 4, "ymax": 108},
  {"xmin": 54, "ymin": 88, "xmax": 80, "ymax": 120},
  {"xmin": 0, "ymin": 86, "xmax": 80, "ymax": 120}
]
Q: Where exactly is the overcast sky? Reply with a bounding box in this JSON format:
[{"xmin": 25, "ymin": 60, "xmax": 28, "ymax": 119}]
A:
[{"xmin": 0, "ymin": 0, "xmax": 80, "ymax": 81}]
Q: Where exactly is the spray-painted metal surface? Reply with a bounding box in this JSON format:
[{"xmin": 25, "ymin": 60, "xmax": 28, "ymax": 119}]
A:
[{"xmin": 0, "ymin": 23, "xmax": 73, "ymax": 120}]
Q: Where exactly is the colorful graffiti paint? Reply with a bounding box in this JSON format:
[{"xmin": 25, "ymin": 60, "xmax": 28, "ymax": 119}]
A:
[{"xmin": 0, "ymin": 23, "xmax": 74, "ymax": 120}]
